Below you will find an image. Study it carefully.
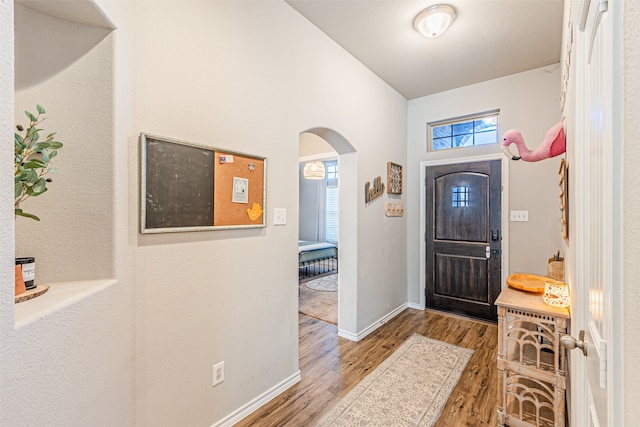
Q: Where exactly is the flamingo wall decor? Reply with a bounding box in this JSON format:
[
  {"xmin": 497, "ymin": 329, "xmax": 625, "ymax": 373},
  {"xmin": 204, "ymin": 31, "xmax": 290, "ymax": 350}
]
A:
[{"xmin": 501, "ymin": 117, "xmax": 566, "ymax": 162}]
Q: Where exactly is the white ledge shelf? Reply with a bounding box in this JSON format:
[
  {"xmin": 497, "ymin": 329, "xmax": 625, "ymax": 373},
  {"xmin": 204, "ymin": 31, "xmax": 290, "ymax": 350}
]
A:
[{"xmin": 15, "ymin": 279, "xmax": 116, "ymax": 329}]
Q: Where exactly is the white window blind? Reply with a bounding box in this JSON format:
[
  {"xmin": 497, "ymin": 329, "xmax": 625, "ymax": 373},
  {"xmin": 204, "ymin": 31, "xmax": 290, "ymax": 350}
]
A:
[{"xmin": 325, "ymin": 160, "xmax": 339, "ymax": 244}]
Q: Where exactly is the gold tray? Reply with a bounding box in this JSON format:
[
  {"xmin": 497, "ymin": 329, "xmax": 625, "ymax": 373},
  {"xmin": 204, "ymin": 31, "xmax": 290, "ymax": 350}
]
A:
[{"xmin": 506, "ymin": 273, "xmax": 548, "ymax": 293}]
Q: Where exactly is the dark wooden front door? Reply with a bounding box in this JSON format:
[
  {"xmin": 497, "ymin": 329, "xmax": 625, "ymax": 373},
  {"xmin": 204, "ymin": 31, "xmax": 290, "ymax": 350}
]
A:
[{"xmin": 425, "ymin": 160, "xmax": 501, "ymax": 321}]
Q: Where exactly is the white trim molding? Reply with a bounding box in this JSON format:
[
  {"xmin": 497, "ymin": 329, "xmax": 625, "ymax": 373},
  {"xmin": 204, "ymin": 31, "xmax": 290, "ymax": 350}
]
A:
[
  {"xmin": 338, "ymin": 303, "xmax": 408, "ymax": 342},
  {"xmin": 211, "ymin": 371, "xmax": 301, "ymax": 427}
]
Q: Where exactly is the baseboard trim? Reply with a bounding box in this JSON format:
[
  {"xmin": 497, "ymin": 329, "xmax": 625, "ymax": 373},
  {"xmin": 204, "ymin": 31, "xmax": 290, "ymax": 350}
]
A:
[
  {"xmin": 407, "ymin": 302, "xmax": 424, "ymax": 310},
  {"xmin": 338, "ymin": 303, "xmax": 408, "ymax": 342},
  {"xmin": 211, "ymin": 370, "xmax": 301, "ymax": 427}
]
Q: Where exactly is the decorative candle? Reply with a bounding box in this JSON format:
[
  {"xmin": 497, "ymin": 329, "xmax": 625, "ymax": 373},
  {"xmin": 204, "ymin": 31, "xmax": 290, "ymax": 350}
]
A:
[
  {"xmin": 543, "ymin": 279, "xmax": 570, "ymax": 308},
  {"xmin": 15, "ymin": 257, "xmax": 36, "ymax": 290}
]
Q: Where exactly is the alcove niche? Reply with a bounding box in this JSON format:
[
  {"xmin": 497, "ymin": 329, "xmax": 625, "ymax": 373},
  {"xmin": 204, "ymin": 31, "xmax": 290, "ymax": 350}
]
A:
[{"xmin": 13, "ymin": 1, "xmax": 116, "ymax": 325}]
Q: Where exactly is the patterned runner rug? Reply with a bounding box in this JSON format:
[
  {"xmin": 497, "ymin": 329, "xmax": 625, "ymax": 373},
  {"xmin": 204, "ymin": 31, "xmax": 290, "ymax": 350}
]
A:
[{"xmin": 315, "ymin": 334, "xmax": 473, "ymax": 426}]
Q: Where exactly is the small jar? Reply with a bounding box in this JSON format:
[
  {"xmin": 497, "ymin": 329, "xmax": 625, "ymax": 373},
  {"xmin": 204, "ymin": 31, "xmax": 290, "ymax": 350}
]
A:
[{"xmin": 15, "ymin": 257, "xmax": 36, "ymax": 290}]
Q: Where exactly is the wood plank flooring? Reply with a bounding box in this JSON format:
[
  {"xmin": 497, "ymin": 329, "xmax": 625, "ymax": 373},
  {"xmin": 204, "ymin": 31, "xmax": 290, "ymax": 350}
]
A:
[{"xmin": 235, "ymin": 308, "xmax": 498, "ymax": 426}]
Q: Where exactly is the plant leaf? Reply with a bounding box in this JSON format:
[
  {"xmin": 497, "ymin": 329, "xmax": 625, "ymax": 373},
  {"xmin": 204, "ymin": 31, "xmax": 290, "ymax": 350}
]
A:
[
  {"xmin": 36, "ymin": 104, "xmax": 46, "ymax": 114},
  {"xmin": 25, "ymin": 110, "xmax": 36, "ymax": 122},
  {"xmin": 42, "ymin": 149, "xmax": 50, "ymax": 163},
  {"xmin": 15, "ymin": 182, "xmax": 24, "ymax": 199},
  {"xmin": 32, "ymin": 178, "xmax": 47, "ymax": 195},
  {"xmin": 22, "ymin": 159, "xmax": 47, "ymax": 169},
  {"xmin": 25, "ymin": 169, "xmax": 37, "ymax": 183},
  {"xmin": 47, "ymin": 142, "xmax": 63, "ymax": 149},
  {"xmin": 15, "ymin": 173, "xmax": 26, "ymax": 183},
  {"xmin": 15, "ymin": 208, "xmax": 40, "ymax": 221}
]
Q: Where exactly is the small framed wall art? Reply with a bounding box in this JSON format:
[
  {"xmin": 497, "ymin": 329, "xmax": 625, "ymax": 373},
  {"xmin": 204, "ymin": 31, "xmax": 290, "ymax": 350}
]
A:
[{"xmin": 387, "ymin": 162, "xmax": 402, "ymax": 194}]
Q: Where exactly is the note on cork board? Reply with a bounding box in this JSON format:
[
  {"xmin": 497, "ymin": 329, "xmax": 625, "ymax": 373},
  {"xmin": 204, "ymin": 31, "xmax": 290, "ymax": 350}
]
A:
[
  {"xmin": 213, "ymin": 150, "xmax": 265, "ymax": 227},
  {"xmin": 140, "ymin": 133, "xmax": 266, "ymax": 233}
]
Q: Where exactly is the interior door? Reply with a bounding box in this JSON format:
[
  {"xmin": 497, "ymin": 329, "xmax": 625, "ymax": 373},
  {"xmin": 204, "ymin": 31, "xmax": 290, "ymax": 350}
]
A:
[
  {"xmin": 425, "ymin": 160, "xmax": 501, "ymax": 321},
  {"xmin": 570, "ymin": 0, "xmax": 617, "ymax": 425}
]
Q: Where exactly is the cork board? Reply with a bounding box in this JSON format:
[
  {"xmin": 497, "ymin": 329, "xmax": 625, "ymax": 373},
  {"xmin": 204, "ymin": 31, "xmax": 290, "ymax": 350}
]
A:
[
  {"xmin": 140, "ymin": 133, "xmax": 266, "ymax": 233},
  {"xmin": 213, "ymin": 150, "xmax": 266, "ymax": 227}
]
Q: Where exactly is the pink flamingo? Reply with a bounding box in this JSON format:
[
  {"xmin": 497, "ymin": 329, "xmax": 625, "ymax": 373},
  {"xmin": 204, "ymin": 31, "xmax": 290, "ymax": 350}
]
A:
[{"xmin": 501, "ymin": 118, "xmax": 566, "ymax": 161}]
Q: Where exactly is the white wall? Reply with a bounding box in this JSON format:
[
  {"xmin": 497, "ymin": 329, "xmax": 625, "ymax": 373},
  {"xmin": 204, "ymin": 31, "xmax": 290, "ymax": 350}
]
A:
[
  {"xmin": 1, "ymin": 4, "xmax": 136, "ymax": 427},
  {"xmin": 407, "ymin": 66, "xmax": 564, "ymax": 305},
  {"xmin": 0, "ymin": 3, "xmax": 16, "ymax": 413},
  {"xmin": 125, "ymin": 1, "xmax": 407, "ymax": 425},
  {"xmin": 0, "ymin": 1, "xmax": 406, "ymax": 424},
  {"xmin": 623, "ymin": 0, "xmax": 640, "ymax": 421},
  {"xmin": 299, "ymin": 131, "xmax": 335, "ymax": 158},
  {"xmin": 13, "ymin": 5, "xmax": 114, "ymax": 282}
]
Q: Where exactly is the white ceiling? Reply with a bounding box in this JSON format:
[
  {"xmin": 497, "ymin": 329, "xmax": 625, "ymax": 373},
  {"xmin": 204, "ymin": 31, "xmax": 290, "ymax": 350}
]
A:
[{"xmin": 285, "ymin": 0, "xmax": 564, "ymax": 100}]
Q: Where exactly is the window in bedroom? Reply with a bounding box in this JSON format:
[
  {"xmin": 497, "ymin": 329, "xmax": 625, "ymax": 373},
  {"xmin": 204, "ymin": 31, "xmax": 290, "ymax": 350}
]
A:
[
  {"xmin": 325, "ymin": 160, "xmax": 339, "ymax": 244},
  {"xmin": 428, "ymin": 109, "xmax": 500, "ymax": 152}
]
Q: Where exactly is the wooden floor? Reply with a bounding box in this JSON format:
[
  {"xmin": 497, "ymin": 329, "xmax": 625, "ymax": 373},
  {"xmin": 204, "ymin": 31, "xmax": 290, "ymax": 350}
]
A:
[{"xmin": 235, "ymin": 308, "xmax": 498, "ymax": 426}]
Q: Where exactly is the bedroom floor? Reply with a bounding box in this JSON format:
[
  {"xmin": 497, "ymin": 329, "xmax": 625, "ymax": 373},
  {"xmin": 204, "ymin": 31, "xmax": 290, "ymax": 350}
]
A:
[{"xmin": 298, "ymin": 273, "xmax": 338, "ymax": 324}]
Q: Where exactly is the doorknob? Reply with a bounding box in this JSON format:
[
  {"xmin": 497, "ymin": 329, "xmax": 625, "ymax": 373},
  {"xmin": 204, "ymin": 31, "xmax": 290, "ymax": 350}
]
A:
[{"xmin": 560, "ymin": 330, "xmax": 588, "ymax": 356}]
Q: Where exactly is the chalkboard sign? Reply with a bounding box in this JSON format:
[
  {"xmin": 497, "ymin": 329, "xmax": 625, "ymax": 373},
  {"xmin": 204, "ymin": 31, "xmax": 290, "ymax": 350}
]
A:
[{"xmin": 140, "ymin": 133, "xmax": 267, "ymax": 233}]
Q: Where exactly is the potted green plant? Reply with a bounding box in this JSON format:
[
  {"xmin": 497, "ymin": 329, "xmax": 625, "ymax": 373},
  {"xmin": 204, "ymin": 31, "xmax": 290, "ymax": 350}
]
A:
[
  {"xmin": 14, "ymin": 105, "xmax": 63, "ymax": 296},
  {"xmin": 14, "ymin": 104, "xmax": 63, "ymax": 221}
]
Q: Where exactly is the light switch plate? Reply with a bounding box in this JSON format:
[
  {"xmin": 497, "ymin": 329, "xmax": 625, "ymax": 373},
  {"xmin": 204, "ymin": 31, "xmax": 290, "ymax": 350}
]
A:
[
  {"xmin": 510, "ymin": 210, "xmax": 529, "ymax": 222},
  {"xmin": 273, "ymin": 208, "xmax": 286, "ymax": 225}
]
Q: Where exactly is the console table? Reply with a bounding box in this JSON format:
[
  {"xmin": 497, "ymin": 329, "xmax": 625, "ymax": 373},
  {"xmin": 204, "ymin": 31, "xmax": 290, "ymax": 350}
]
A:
[{"xmin": 495, "ymin": 287, "xmax": 570, "ymax": 427}]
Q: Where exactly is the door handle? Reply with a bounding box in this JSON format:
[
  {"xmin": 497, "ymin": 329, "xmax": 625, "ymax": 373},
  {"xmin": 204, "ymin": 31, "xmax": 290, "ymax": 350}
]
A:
[{"xmin": 560, "ymin": 330, "xmax": 588, "ymax": 356}]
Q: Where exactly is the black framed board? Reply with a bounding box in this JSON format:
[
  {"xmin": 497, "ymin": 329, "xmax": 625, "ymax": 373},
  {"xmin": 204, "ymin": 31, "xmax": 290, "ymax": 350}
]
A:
[{"xmin": 140, "ymin": 133, "xmax": 267, "ymax": 233}]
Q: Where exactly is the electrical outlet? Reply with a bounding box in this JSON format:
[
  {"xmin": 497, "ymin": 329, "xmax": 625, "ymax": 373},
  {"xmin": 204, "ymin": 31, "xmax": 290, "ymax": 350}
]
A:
[
  {"xmin": 212, "ymin": 361, "xmax": 224, "ymax": 387},
  {"xmin": 510, "ymin": 210, "xmax": 529, "ymax": 222}
]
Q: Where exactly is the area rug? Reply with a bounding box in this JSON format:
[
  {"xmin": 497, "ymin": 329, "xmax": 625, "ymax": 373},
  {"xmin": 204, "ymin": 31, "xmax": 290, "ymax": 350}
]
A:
[
  {"xmin": 305, "ymin": 274, "xmax": 338, "ymax": 292},
  {"xmin": 299, "ymin": 277, "xmax": 338, "ymax": 324},
  {"xmin": 315, "ymin": 334, "xmax": 473, "ymax": 426}
]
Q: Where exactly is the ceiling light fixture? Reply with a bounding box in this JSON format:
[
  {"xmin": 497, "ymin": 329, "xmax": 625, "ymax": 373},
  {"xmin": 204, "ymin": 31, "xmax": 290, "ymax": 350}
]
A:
[
  {"xmin": 413, "ymin": 4, "xmax": 456, "ymax": 38},
  {"xmin": 303, "ymin": 161, "xmax": 325, "ymax": 179}
]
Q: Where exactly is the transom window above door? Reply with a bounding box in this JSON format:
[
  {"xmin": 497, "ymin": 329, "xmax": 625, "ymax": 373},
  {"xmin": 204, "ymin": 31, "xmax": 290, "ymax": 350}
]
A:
[{"xmin": 428, "ymin": 110, "xmax": 500, "ymax": 152}]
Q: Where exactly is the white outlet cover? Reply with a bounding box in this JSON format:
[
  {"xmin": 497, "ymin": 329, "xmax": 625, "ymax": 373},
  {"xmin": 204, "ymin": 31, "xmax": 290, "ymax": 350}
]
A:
[{"xmin": 212, "ymin": 361, "xmax": 224, "ymax": 386}]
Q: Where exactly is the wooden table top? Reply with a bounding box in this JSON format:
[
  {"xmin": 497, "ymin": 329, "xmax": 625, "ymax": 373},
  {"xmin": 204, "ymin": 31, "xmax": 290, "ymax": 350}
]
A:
[{"xmin": 496, "ymin": 287, "xmax": 571, "ymax": 319}]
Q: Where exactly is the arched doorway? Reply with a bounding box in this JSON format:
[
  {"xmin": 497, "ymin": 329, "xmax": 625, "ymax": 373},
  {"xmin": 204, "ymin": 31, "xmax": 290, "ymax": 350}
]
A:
[{"xmin": 299, "ymin": 128, "xmax": 357, "ymax": 335}]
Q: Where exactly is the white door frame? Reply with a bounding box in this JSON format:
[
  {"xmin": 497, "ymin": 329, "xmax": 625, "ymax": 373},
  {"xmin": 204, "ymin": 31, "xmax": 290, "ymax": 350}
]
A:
[{"xmin": 419, "ymin": 153, "xmax": 509, "ymax": 310}]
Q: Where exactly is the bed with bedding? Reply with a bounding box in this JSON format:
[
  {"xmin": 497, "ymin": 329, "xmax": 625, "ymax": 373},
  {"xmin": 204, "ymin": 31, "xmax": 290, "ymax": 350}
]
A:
[{"xmin": 299, "ymin": 240, "xmax": 338, "ymax": 278}]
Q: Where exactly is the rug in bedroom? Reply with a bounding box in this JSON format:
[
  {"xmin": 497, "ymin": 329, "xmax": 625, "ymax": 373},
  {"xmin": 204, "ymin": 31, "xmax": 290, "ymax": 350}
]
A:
[
  {"xmin": 299, "ymin": 274, "xmax": 337, "ymax": 325},
  {"xmin": 315, "ymin": 333, "xmax": 473, "ymax": 426}
]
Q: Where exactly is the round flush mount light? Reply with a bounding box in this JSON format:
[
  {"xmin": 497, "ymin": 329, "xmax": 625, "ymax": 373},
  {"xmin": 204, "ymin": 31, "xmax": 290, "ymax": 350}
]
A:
[{"xmin": 414, "ymin": 4, "xmax": 456, "ymax": 38}]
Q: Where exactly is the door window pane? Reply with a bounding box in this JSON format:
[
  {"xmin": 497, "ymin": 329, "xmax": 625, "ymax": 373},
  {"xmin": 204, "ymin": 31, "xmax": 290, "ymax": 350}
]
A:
[{"xmin": 452, "ymin": 186, "xmax": 470, "ymax": 207}]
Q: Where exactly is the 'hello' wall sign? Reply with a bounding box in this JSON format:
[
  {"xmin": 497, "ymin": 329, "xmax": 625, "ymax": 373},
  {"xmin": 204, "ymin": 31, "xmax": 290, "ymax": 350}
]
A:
[{"xmin": 365, "ymin": 176, "xmax": 385, "ymax": 203}]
